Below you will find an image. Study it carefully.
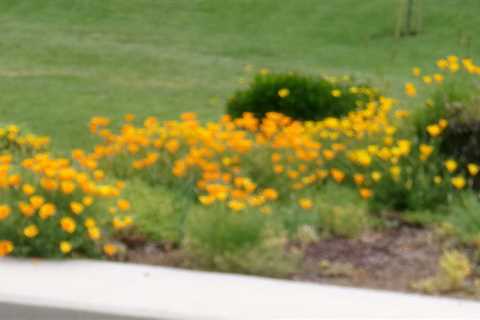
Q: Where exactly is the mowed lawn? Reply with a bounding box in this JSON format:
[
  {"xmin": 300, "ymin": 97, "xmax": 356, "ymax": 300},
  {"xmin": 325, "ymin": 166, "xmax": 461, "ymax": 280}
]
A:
[{"xmin": 0, "ymin": 0, "xmax": 479, "ymax": 150}]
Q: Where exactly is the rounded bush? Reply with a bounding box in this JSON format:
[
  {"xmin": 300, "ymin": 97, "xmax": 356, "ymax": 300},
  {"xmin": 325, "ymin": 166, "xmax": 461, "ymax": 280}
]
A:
[
  {"xmin": 413, "ymin": 81, "xmax": 480, "ymax": 163},
  {"xmin": 226, "ymin": 72, "xmax": 375, "ymax": 121}
]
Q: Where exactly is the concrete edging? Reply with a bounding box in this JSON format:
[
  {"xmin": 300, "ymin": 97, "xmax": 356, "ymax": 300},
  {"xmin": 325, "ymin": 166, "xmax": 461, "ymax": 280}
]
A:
[{"xmin": 1, "ymin": 258, "xmax": 479, "ymax": 319}]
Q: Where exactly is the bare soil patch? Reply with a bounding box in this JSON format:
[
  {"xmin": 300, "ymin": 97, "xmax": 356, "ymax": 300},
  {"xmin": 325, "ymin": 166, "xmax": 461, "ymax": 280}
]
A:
[{"xmin": 119, "ymin": 227, "xmax": 477, "ymax": 298}]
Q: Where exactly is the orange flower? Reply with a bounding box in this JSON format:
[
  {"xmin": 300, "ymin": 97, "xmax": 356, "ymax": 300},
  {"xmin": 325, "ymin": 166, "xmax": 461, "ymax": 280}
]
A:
[
  {"xmin": 298, "ymin": 198, "xmax": 313, "ymax": 210},
  {"xmin": 262, "ymin": 188, "xmax": 279, "ymax": 201},
  {"xmin": 0, "ymin": 205, "xmax": 11, "ymax": 221},
  {"xmin": 60, "ymin": 217, "xmax": 76, "ymax": 234},
  {"xmin": 117, "ymin": 199, "xmax": 131, "ymax": 212},
  {"xmin": 24, "ymin": 225, "xmax": 39, "ymax": 238},
  {"xmin": 331, "ymin": 169, "xmax": 345, "ymax": 183},
  {"xmin": 22, "ymin": 184, "xmax": 36, "ymax": 196},
  {"xmin": 70, "ymin": 202, "xmax": 84, "ymax": 215},
  {"xmin": 39, "ymin": 203, "xmax": 56, "ymax": 220},
  {"xmin": 103, "ymin": 243, "xmax": 118, "ymax": 257},
  {"xmin": 405, "ymin": 82, "xmax": 416, "ymax": 97},
  {"xmin": 359, "ymin": 188, "xmax": 373, "ymax": 200},
  {"xmin": 18, "ymin": 202, "xmax": 35, "ymax": 217},
  {"xmin": 0, "ymin": 240, "xmax": 14, "ymax": 257}
]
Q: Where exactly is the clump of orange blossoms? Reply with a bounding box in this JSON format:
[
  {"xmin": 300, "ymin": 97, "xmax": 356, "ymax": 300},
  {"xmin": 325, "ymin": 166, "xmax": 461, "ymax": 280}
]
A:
[{"xmin": 0, "ymin": 150, "xmax": 133, "ymax": 258}]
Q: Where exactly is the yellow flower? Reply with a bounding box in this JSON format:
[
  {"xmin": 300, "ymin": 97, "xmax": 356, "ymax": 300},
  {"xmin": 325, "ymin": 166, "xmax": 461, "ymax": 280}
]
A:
[
  {"xmin": 60, "ymin": 217, "xmax": 76, "ymax": 234},
  {"xmin": 88, "ymin": 227, "xmax": 101, "ymax": 240},
  {"xmin": 331, "ymin": 89, "xmax": 342, "ymax": 97},
  {"xmin": 434, "ymin": 176, "xmax": 443, "ymax": 185},
  {"xmin": 93, "ymin": 170, "xmax": 105, "ymax": 181},
  {"xmin": 103, "ymin": 243, "xmax": 119, "ymax": 257},
  {"xmin": 165, "ymin": 139, "xmax": 180, "ymax": 154},
  {"xmin": 444, "ymin": 159, "xmax": 458, "ymax": 173},
  {"xmin": 60, "ymin": 241, "xmax": 72, "ymax": 254},
  {"xmin": 422, "ymin": 75, "xmax": 432, "ymax": 84},
  {"xmin": 437, "ymin": 58, "xmax": 448, "ymax": 70},
  {"xmin": 397, "ymin": 140, "xmax": 411, "ymax": 155},
  {"xmin": 371, "ymin": 171, "xmax": 382, "ymax": 182},
  {"xmin": 419, "ymin": 144, "xmax": 433, "ymax": 161},
  {"xmin": 61, "ymin": 181, "xmax": 76, "ymax": 194},
  {"xmin": 259, "ymin": 68, "xmax": 270, "ymax": 76},
  {"xmin": 405, "ymin": 82, "xmax": 417, "ymax": 97},
  {"xmin": 82, "ymin": 196, "xmax": 94, "ymax": 207},
  {"xmin": 262, "ymin": 188, "xmax": 278, "ymax": 200},
  {"xmin": 199, "ymin": 195, "xmax": 215, "ymax": 206},
  {"xmin": 39, "ymin": 203, "xmax": 56, "ymax": 220},
  {"xmin": 451, "ymin": 176, "xmax": 466, "ymax": 190},
  {"xmin": 390, "ymin": 166, "xmax": 401, "ymax": 178},
  {"xmin": 30, "ymin": 195, "xmax": 45, "ymax": 209},
  {"xmin": 248, "ymin": 196, "xmax": 265, "ymax": 207},
  {"xmin": 0, "ymin": 205, "xmax": 11, "ymax": 221},
  {"xmin": 278, "ymin": 88, "xmax": 290, "ymax": 98},
  {"xmin": 22, "ymin": 184, "xmax": 36, "ymax": 196},
  {"xmin": 468, "ymin": 163, "xmax": 479, "ymax": 176},
  {"xmin": 0, "ymin": 240, "xmax": 14, "ymax": 257},
  {"xmin": 426, "ymin": 124, "xmax": 441, "ymax": 137},
  {"xmin": 412, "ymin": 67, "xmax": 421, "ymax": 77},
  {"xmin": 84, "ymin": 218, "xmax": 97, "ymax": 228},
  {"xmin": 228, "ymin": 200, "xmax": 246, "ymax": 212},
  {"xmin": 298, "ymin": 198, "xmax": 313, "ymax": 210},
  {"xmin": 70, "ymin": 202, "xmax": 84, "ymax": 215},
  {"xmin": 24, "ymin": 225, "xmax": 39, "ymax": 238}
]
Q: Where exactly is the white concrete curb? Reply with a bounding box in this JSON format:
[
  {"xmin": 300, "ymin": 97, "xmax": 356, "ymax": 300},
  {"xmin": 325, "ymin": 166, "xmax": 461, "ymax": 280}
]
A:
[{"xmin": 1, "ymin": 258, "xmax": 479, "ymax": 319}]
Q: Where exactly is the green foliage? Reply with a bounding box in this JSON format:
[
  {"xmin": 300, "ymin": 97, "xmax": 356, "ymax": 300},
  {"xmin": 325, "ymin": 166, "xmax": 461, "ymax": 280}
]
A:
[
  {"xmin": 369, "ymin": 166, "xmax": 450, "ymax": 212},
  {"xmin": 226, "ymin": 72, "xmax": 373, "ymax": 121},
  {"xmin": 447, "ymin": 192, "xmax": 480, "ymax": 243},
  {"xmin": 184, "ymin": 205, "xmax": 266, "ymax": 256},
  {"xmin": 314, "ymin": 184, "xmax": 370, "ymax": 238},
  {"xmin": 124, "ymin": 179, "xmax": 190, "ymax": 244},
  {"xmin": 183, "ymin": 205, "xmax": 300, "ymax": 277}
]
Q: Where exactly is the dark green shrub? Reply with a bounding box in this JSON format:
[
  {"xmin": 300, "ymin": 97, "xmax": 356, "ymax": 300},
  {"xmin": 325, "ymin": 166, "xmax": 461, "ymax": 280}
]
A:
[
  {"xmin": 369, "ymin": 165, "xmax": 450, "ymax": 212},
  {"xmin": 226, "ymin": 72, "xmax": 375, "ymax": 121},
  {"xmin": 440, "ymin": 100, "xmax": 480, "ymax": 164},
  {"xmin": 412, "ymin": 79, "xmax": 480, "ymax": 187},
  {"xmin": 413, "ymin": 81, "xmax": 480, "ymax": 145}
]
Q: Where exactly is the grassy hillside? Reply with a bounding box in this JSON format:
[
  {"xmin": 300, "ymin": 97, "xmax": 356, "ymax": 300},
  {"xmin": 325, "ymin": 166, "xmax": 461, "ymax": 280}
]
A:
[{"xmin": 0, "ymin": 0, "xmax": 479, "ymax": 149}]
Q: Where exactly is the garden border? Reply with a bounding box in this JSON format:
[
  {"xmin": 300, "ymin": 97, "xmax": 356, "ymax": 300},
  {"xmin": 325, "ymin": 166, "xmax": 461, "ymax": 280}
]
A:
[{"xmin": 0, "ymin": 258, "xmax": 479, "ymax": 319}]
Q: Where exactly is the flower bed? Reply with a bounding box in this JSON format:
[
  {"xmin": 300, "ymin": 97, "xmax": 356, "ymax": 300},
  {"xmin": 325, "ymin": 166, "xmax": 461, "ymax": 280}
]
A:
[{"xmin": 1, "ymin": 56, "xmax": 480, "ymax": 297}]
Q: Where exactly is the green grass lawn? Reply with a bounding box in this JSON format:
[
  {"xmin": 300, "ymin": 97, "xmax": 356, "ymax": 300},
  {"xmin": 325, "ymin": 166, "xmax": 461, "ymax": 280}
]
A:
[{"xmin": 0, "ymin": 0, "xmax": 479, "ymax": 150}]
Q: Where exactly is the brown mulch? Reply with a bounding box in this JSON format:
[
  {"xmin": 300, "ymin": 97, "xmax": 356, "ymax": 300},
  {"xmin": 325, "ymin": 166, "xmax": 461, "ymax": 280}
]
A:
[
  {"xmin": 295, "ymin": 226, "xmax": 442, "ymax": 292},
  {"xmin": 119, "ymin": 226, "xmax": 473, "ymax": 296}
]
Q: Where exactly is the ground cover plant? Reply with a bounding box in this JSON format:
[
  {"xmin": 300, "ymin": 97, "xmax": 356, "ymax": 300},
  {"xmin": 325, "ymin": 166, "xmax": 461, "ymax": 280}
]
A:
[{"xmin": 2, "ymin": 56, "xmax": 480, "ymax": 299}]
